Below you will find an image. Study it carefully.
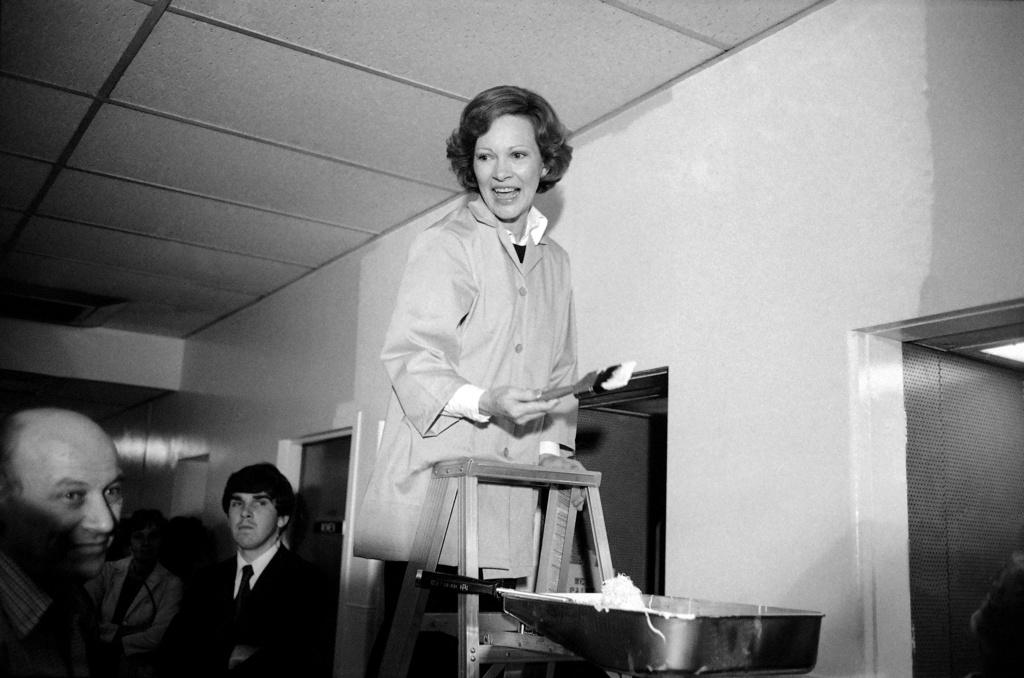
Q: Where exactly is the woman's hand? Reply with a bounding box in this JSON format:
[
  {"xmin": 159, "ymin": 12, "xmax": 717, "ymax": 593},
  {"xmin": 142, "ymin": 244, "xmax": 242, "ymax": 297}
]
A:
[
  {"xmin": 538, "ymin": 455, "xmax": 587, "ymax": 509},
  {"xmin": 537, "ymin": 454, "xmax": 586, "ymax": 472},
  {"xmin": 479, "ymin": 386, "xmax": 558, "ymax": 426}
]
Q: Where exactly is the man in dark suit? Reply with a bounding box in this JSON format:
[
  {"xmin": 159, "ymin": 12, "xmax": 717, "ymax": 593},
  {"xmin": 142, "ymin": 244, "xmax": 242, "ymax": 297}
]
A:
[{"xmin": 161, "ymin": 463, "xmax": 331, "ymax": 677}]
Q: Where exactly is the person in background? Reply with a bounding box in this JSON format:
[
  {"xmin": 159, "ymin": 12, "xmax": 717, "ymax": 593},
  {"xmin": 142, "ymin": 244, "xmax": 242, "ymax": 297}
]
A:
[
  {"xmin": 86, "ymin": 509, "xmax": 183, "ymax": 678},
  {"xmin": 159, "ymin": 514, "xmax": 215, "ymax": 587},
  {"xmin": 0, "ymin": 407, "xmax": 124, "ymax": 677},
  {"xmin": 160, "ymin": 463, "xmax": 330, "ymax": 677},
  {"xmin": 969, "ymin": 549, "xmax": 1024, "ymax": 677},
  {"xmin": 354, "ymin": 85, "xmax": 584, "ymax": 675}
]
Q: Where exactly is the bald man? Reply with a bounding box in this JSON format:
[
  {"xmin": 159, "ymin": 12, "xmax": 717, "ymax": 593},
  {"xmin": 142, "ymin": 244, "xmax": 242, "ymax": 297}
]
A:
[{"xmin": 0, "ymin": 407, "xmax": 124, "ymax": 677}]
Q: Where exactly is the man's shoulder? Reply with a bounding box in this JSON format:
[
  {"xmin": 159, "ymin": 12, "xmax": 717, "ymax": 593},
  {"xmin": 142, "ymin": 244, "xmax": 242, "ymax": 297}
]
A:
[
  {"xmin": 269, "ymin": 546, "xmax": 318, "ymax": 574},
  {"xmin": 263, "ymin": 548, "xmax": 325, "ymax": 590}
]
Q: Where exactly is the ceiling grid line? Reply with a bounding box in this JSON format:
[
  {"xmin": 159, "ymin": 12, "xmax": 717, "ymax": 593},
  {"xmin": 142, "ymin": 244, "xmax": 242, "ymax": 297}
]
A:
[
  {"xmin": 573, "ymin": 0, "xmax": 838, "ymax": 140},
  {"xmin": 18, "ymin": 211, "xmax": 320, "ymax": 268},
  {"xmin": 14, "ymin": 248, "xmax": 267, "ymax": 298},
  {"xmin": 103, "ymin": 99, "xmax": 458, "ymax": 191},
  {"xmin": 0, "ymin": 0, "xmax": 173, "ymax": 260},
  {"xmin": 179, "ymin": 188, "xmax": 481, "ymax": 339},
  {"xmin": 599, "ymin": 0, "xmax": 733, "ymax": 50},
  {"xmin": 45, "ymin": 164, "xmax": 380, "ymax": 236},
  {"xmin": 43, "ymin": 166, "xmax": 381, "ymax": 235},
  {"xmin": 0, "ymin": 72, "xmax": 93, "ymax": 114},
  {"xmin": 166, "ymin": 5, "xmax": 473, "ymax": 104}
]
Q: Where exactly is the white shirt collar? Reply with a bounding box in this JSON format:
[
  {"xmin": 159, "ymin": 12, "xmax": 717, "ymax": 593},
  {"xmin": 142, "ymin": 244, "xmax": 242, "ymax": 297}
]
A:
[
  {"xmin": 507, "ymin": 207, "xmax": 548, "ymax": 246},
  {"xmin": 235, "ymin": 539, "xmax": 280, "ymax": 592}
]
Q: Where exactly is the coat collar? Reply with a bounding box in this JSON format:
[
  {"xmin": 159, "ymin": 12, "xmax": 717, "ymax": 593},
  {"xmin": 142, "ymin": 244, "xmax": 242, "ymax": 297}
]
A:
[{"xmin": 467, "ymin": 196, "xmax": 549, "ymax": 274}]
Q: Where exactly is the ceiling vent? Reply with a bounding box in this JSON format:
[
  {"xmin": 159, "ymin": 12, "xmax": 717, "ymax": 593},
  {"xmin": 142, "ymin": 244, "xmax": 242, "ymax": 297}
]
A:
[{"xmin": 0, "ymin": 280, "xmax": 127, "ymax": 328}]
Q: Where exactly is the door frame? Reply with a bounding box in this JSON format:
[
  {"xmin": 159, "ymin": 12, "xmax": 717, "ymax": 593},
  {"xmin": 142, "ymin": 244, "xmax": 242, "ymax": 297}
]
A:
[{"xmin": 277, "ymin": 412, "xmax": 364, "ymax": 677}]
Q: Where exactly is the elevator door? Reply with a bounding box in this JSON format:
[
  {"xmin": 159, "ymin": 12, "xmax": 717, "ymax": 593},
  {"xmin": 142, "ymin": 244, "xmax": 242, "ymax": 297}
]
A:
[{"xmin": 904, "ymin": 344, "xmax": 1024, "ymax": 678}]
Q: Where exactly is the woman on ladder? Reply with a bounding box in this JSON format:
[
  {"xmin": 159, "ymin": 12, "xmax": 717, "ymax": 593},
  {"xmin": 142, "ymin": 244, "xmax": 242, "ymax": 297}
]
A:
[{"xmin": 355, "ymin": 85, "xmax": 585, "ymax": 676}]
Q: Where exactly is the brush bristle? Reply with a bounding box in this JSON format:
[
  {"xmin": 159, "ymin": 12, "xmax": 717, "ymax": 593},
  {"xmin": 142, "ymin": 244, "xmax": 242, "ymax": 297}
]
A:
[{"xmin": 594, "ymin": 361, "xmax": 636, "ymax": 393}]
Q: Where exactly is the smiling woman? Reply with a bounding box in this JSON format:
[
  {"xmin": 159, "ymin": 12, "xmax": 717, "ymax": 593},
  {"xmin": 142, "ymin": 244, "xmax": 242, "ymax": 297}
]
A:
[
  {"xmin": 353, "ymin": 85, "xmax": 582, "ymax": 675},
  {"xmin": 471, "ymin": 114, "xmax": 547, "ymax": 235}
]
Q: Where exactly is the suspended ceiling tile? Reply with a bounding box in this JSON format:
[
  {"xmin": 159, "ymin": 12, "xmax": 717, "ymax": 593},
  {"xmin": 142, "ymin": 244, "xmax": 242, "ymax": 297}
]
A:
[
  {"xmin": 0, "ymin": 0, "xmax": 150, "ymax": 94},
  {"xmin": 16, "ymin": 216, "xmax": 310, "ymax": 296},
  {"xmin": 0, "ymin": 80, "xmax": 92, "ymax": 161},
  {"xmin": 5, "ymin": 251, "xmax": 255, "ymax": 327},
  {"xmin": 8, "ymin": 251, "xmax": 255, "ymax": 311},
  {"xmin": 69, "ymin": 105, "xmax": 457, "ymax": 230},
  {"xmin": 0, "ymin": 154, "xmax": 52, "ymax": 211},
  {"xmin": 0, "ymin": 371, "xmax": 169, "ymax": 421},
  {"xmin": 1, "ymin": 209, "xmax": 19, "ymax": 243},
  {"xmin": 87, "ymin": 300, "xmax": 227, "ymax": 337},
  {"xmin": 0, "ymin": 370, "xmax": 167, "ymax": 411},
  {"xmin": 113, "ymin": 14, "xmax": 464, "ymax": 188},
  {"xmin": 40, "ymin": 170, "xmax": 370, "ymax": 267},
  {"xmin": 169, "ymin": 0, "xmax": 720, "ymax": 131},
  {"xmin": 613, "ymin": 0, "xmax": 824, "ymax": 47},
  {"xmin": 40, "ymin": 375, "xmax": 167, "ymax": 407}
]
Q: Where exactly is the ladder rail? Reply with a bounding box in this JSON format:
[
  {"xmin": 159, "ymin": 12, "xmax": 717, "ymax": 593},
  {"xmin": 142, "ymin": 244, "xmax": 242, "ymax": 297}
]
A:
[
  {"xmin": 379, "ymin": 475, "xmax": 458, "ymax": 678},
  {"xmin": 385, "ymin": 457, "xmax": 613, "ymax": 678},
  {"xmin": 458, "ymin": 472, "xmax": 481, "ymax": 678}
]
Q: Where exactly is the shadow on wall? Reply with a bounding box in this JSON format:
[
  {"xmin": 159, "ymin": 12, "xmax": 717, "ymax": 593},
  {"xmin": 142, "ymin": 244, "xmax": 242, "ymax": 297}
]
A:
[{"xmin": 919, "ymin": 1, "xmax": 1024, "ymax": 314}]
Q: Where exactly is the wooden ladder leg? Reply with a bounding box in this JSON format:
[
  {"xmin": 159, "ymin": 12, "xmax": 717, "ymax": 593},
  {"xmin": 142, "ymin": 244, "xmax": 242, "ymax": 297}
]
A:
[
  {"xmin": 380, "ymin": 476, "xmax": 458, "ymax": 678},
  {"xmin": 535, "ymin": 487, "xmax": 579, "ymax": 594},
  {"xmin": 581, "ymin": 487, "xmax": 614, "ymax": 584}
]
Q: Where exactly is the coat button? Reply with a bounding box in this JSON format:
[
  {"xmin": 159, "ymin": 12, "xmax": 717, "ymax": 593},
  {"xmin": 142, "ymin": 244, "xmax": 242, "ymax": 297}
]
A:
[
  {"xmin": 519, "ymin": 287, "xmax": 527, "ymax": 296},
  {"xmin": 502, "ymin": 447, "xmax": 510, "ymax": 458},
  {"xmin": 514, "ymin": 344, "xmax": 523, "ymax": 353}
]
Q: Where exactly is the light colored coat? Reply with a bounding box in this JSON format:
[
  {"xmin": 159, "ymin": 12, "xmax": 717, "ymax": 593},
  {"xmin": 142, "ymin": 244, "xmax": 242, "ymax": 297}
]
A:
[
  {"xmin": 85, "ymin": 557, "xmax": 183, "ymax": 659},
  {"xmin": 355, "ymin": 198, "xmax": 578, "ymax": 577}
]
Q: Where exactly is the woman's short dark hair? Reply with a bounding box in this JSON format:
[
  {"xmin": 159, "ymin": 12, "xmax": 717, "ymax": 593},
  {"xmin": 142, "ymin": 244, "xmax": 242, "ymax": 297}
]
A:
[
  {"xmin": 221, "ymin": 463, "xmax": 295, "ymax": 517},
  {"xmin": 446, "ymin": 85, "xmax": 572, "ymax": 194}
]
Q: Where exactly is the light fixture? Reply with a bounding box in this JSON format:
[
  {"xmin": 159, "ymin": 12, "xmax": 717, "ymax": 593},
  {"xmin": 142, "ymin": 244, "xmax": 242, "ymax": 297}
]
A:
[{"xmin": 981, "ymin": 341, "xmax": 1024, "ymax": 364}]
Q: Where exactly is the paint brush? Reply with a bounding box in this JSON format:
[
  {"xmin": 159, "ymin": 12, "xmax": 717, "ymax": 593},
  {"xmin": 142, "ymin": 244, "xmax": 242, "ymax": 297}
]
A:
[{"xmin": 538, "ymin": 361, "xmax": 637, "ymax": 400}]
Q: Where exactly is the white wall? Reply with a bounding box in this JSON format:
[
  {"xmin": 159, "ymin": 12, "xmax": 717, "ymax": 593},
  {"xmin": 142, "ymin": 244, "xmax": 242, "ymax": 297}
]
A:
[
  {"xmin": 545, "ymin": 2, "xmax": 1024, "ymax": 676},
  {"xmin": 550, "ymin": 2, "xmax": 929, "ymax": 675},
  {"xmin": 14, "ymin": 1, "xmax": 1024, "ymax": 676}
]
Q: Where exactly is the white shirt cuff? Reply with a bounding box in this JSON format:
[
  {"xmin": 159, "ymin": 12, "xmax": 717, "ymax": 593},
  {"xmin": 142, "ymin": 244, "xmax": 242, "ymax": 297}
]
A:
[
  {"xmin": 538, "ymin": 441, "xmax": 560, "ymax": 457},
  {"xmin": 445, "ymin": 384, "xmax": 491, "ymax": 423}
]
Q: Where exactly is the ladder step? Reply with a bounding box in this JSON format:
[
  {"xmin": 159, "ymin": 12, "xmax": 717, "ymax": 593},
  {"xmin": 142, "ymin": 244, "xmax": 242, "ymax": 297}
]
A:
[{"xmin": 433, "ymin": 458, "xmax": 601, "ymax": 487}]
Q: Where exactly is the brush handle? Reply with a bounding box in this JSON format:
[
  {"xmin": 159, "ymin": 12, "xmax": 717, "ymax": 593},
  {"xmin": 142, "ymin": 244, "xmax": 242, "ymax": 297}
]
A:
[
  {"xmin": 538, "ymin": 384, "xmax": 575, "ymax": 400},
  {"xmin": 416, "ymin": 569, "xmax": 497, "ymax": 597},
  {"xmin": 538, "ymin": 370, "xmax": 598, "ymax": 400}
]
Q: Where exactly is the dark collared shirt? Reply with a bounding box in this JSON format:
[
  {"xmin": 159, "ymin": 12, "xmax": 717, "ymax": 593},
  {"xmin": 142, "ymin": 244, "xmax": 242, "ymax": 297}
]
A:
[{"xmin": 0, "ymin": 549, "xmax": 91, "ymax": 677}]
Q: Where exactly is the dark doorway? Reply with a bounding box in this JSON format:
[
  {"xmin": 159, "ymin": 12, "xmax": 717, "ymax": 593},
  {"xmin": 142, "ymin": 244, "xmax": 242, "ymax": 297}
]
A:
[
  {"xmin": 574, "ymin": 367, "xmax": 667, "ymax": 595},
  {"xmin": 294, "ymin": 433, "xmax": 351, "ymax": 665}
]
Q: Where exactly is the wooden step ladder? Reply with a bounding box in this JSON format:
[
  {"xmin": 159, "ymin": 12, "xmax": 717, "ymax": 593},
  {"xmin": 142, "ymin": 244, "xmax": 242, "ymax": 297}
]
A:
[{"xmin": 379, "ymin": 457, "xmax": 615, "ymax": 678}]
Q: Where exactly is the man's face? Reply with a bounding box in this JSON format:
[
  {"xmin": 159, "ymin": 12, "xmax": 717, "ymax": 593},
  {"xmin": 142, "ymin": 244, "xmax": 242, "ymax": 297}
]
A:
[
  {"xmin": 0, "ymin": 410, "xmax": 123, "ymax": 583},
  {"xmin": 228, "ymin": 491, "xmax": 287, "ymax": 559},
  {"xmin": 129, "ymin": 523, "xmax": 162, "ymax": 566}
]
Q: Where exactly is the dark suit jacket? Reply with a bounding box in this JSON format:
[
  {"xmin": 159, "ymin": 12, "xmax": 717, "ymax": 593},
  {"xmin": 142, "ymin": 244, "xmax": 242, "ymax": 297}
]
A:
[{"xmin": 161, "ymin": 547, "xmax": 331, "ymax": 677}]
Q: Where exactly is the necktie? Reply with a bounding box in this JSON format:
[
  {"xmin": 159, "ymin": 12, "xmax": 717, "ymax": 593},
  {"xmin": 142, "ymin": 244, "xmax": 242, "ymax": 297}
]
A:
[{"xmin": 235, "ymin": 564, "xmax": 253, "ymax": 620}]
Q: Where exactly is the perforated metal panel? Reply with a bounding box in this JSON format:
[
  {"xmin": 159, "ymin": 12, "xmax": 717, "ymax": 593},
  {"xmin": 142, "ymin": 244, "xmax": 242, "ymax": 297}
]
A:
[{"xmin": 904, "ymin": 344, "xmax": 1024, "ymax": 677}]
